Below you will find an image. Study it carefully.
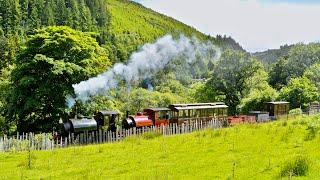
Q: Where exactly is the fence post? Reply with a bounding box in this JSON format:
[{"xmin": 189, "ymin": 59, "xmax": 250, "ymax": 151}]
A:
[{"xmin": 0, "ymin": 136, "xmax": 3, "ymax": 152}]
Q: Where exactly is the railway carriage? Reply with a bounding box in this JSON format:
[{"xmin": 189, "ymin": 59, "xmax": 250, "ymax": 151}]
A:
[{"xmin": 168, "ymin": 103, "xmax": 228, "ymax": 125}]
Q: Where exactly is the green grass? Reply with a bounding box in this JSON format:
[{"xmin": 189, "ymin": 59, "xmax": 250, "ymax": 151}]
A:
[{"xmin": 1, "ymin": 114, "xmax": 320, "ymax": 179}]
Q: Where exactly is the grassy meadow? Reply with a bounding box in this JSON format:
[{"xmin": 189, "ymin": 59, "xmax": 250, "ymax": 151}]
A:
[{"xmin": 1, "ymin": 114, "xmax": 320, "ymax": 179}]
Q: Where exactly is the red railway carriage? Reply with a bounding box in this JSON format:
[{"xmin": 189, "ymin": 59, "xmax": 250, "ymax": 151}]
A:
[{"xmin": 143, "ymin": 108, "xmax": 170, "ymax": 126}]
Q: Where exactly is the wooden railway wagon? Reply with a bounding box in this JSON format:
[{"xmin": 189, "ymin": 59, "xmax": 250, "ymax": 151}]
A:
[
  {"xmin": 168, "ymin": 103, "xmax": 228, "ymax": 125},
  {"xmin": 265, "ymin": 101, "xmax": 289, "ymax": 120},
  {"xmin": 309, "ymin": 102, "xmax": 320, "ymax": 114}
]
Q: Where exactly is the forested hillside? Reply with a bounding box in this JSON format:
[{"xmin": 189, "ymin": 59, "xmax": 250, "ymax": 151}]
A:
[
  {"xmin": 107, "ymin": 0, "xmax": 245, "ymax": 62},
  {"xmin": 0, "ymin": 0, "xmax": 243, "ymax": 67},
  {"xmin": 253, "ymin": 44, "xmax": 294, "ymax": 66}
]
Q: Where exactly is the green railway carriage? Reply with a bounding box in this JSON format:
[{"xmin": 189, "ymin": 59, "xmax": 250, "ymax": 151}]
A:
[{"xmin": 168, "ymin": 103, "xmax": 228, "ymax": 124}]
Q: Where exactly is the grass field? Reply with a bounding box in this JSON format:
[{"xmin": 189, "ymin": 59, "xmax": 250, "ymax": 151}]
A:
[{"xmin": 1, "ymin": 114, "xmax": 320, "ymax": 179}]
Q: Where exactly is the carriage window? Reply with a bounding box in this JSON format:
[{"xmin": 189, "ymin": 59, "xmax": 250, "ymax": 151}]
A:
[
  {"xmin": 179, "ymin": 110, "xmax": 187, "ymax": 118},
  {"xmin": 160, "ymin": 111, "xmax": 169, "ymax": 119},
  {"xmin": 183, "ymin": 110, "xmax": 187, "ymax": 118},
  {"xmin": 104, "ymin": 116, "xmax": 109, "ymax": 126},
  {"xmin": 210, "ymin": 109, "xmax": 214, "ymax": 117},
  {"xmin": 170, "ymin": 111, "xmax": 176, "ymax": 119},
  {"xmin": 204, "ymin": 109, "xmax": 208, "ymax": 117},
  {"xmin": 194, "ymin": 109, "xmax": 199, "ymax": 117},
  {"xmin": 223, "ymin": 108, "xmax": 227, "ymax": 115}
]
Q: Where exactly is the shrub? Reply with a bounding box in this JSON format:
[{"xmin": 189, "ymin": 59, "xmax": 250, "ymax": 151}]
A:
[
  {"xmin": 305, "ymin": 120, "xmax": 320, "ymax": 141},
  {"xmin": 279, "ymin": 155, "xmax": 310, "ymax": 177},
  {"xmin": 289, "ymin": 108, "xmax": 303, "ymax": 115}
]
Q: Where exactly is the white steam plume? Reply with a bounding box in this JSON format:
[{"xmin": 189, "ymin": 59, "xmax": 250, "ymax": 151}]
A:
[{"xmin": 68, "ymin": 34, "xmax": 220, "ymax": 107}]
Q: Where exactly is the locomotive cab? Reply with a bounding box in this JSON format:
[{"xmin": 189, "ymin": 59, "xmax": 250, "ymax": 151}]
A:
[
  {"xmin": 143, "ymin": 108, "xmax": 170, "ymax": 126},
  {"xmin": 95, "ymin": 110, "xmax": 120, "ymax": 132}
]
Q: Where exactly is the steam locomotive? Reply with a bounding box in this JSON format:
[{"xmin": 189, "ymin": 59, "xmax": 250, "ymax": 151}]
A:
[{"xmin": 60, "ymin": 102, "xmax": 229, "ymax": 135}]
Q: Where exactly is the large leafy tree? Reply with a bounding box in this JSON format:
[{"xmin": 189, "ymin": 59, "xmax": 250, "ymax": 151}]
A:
[
  {"xmin": 0, "ymin": 67, "xmax": 12, "ymax": 135},
  {"xmin": 269, "ymin": 43, "xmax": 320, "ymax": 89},
  {"xmin": 239, "ymin": 70, "xmax": 278, "ymax": 113},
  {"xmin": 304, "ymin": 63, "xmax": 320, "ymax": 91},
  {"xmin": 6, "ymin": 26, "xmax": 111, "ymax": 132},
  {"xmin": 279, "ymin": 77, "xmax": 319, "ymax": 109},
  {"xmin": 285, "ymin": 43, "xmax": 320, "ymax": 78},
  {"xmin": 268, "ymin": 57, "xmax": 291, "ymax": 90},
  {"xmin": 206, "ymin": 50, "xmax": 262, "ymax": 115}
]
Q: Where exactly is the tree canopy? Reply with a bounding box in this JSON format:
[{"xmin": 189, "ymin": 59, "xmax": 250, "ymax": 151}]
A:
[
  {"xmin": 6, "ymin": 26, "xmax": 111, "ymax": 132},
  {"xmin": 206, "ymin": 50, "xmax": 263, "ymax": 114},
  {"xmin": 279, "ymin": 77, "xmax": 319, "ymax": 109}
]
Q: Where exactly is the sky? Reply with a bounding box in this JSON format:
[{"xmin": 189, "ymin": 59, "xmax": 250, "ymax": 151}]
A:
[{"xmin": 134, "ymin": 0, "xmax": 320, "ymax": 52}]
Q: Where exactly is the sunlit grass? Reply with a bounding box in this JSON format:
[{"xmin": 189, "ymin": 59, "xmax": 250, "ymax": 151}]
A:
[{"xmin": 1, "ymin": 114, "xmax": 320, "ymax": 179}]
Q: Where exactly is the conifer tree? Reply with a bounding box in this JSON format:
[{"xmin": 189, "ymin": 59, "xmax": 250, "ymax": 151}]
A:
[
  {"xmin": 56, "ymin": 0, "xmax": 68, "ymax": 25},
  {"xmin": 43, "ymin": 0, "xmax": 55, "ymax": 26}
]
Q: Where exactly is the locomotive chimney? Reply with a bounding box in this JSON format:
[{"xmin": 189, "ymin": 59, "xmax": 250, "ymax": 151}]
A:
[{"xmin": 126, "ymin": 111, "xmax": 129, "ymax": 118}]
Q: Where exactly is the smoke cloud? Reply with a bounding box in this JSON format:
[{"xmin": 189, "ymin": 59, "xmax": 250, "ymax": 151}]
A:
[{"xmin": 67, "ymin": 34, "xmax": 220, "ymax": 107}]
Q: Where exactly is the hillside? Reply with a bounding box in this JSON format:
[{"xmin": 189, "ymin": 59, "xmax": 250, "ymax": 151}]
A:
[
  {"xmin": 0, "ymin": 0, "xmax": 244, "ymax": 67},
  {"xmin": 106, "ymin": 0, "xmax": 244, "ymax": 62},
  {"xmin": 1, "ymin": 114, "xmax": 320, "ymax": 179},
  {"xmin": 253, "ymin": 44, "xmax": 294, "ymax": 65}
]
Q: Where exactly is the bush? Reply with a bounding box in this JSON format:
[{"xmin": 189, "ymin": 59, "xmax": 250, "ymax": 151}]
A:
[
  {"xmin": 279, "ymin": 155, "xmax": 310, "ymax": 177},
  {"xmin": 289, "ymin": 108, "xmax": 303, "ymax": 115},
  {"xmin": 305, "ymin": 120, "xmax": 320, "ymax": 141}
]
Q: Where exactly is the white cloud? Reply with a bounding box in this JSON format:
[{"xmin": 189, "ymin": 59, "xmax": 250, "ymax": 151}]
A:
[{"xmin": 135, "ymin": 0, "xmax": 320, "ymax": 52}]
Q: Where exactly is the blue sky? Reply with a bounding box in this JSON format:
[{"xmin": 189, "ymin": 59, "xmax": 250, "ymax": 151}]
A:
[{"xmin": 134, "ymin": 0, "xmax": 320, "ymax": 52}]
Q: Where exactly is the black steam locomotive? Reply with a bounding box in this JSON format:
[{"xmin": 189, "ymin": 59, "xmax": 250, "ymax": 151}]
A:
[{"xmin": 60, "ymin": 110, "xmax": 119, "ymax": 136}]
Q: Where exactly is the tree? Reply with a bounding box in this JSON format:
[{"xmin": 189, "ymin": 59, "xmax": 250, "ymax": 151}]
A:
[
  {"xmin": 43, "ymin": 0, "xmax": 56, "ymax": 26},
  {"xmin": 240, "ymin": 71, "xmax": 278, "ymax": 113},
  {"xmin": 55, "ymin": 0, "xmax": 68, "ymax": 26},
  {"xmin": 190, "ymin": 81, "xmax": 224, "ymax": 103},
  {"xmin": 268, "ymin": 57, "xmax": 291, "ymax": 90},
  {"xmin": 304, "ymin": 63, "xmax": 320, "ymax": 91},
  {"xmin": 123, "ymin": 88, "xmax": 185, "ymax": 113},
  {"xmin": 0, "ymin": 66, "xmax": 13, "ymax": 135},
  {"xmin": 6, "ymin": 26, "xmax": 111, "ymax": 132},
  {"xmin": 279, "ymin": 77, "xmax": 319, "ymax": 109},
  {"xmin": 206, "ymin": 50, "xmax": 262, "ymax": 114},
  {"xmin": 0, "ymin": 29, "xmax": 9, "ymax": 69},
  {"xmin": 78, "ymin": 0, "xmax": 93, "ymax": 31},
  {"xmin": 285, "ymin": 43, "xmax": 320, "ymax": 78},
  {"xmin": 0, "ymin": 0, "xmax": 22, "ymax": 32},
  {"xmin": 27, "ymin": 2, "xmax": 41, "ymax": 30},
  {"xmin": 269, "ymin": 43, "xmax": 320, "ymax": 89}
]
